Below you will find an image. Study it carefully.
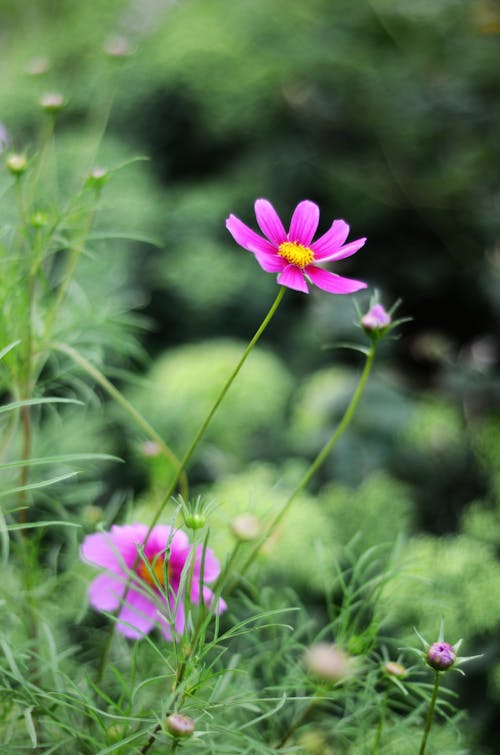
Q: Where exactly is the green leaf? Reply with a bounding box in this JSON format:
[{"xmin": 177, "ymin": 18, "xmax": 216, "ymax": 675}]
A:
[
  {"xmin": 0, "ymin": 453, "xmax": 122, "ymax": 472},
  {"xmin": 87, "ymin": 231, "xmax": 162, "ymax": 247},
  {"xmin": 0, "ymin": 340, "xmax": 21, "ymax": 361},
  {"xmin": 0, "ymin": 471, "xmax": 79, "ymax": 497},
  {"xmin": 0, "ymin": 397, "xmax": 83, "ymax": 415},
  {"xmin": 5, "ymin": 520, "xmax": 82, "ymax": 531}
]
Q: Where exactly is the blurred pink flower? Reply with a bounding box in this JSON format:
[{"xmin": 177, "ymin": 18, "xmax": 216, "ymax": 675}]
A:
[
  {"xmin": 226, "ymin": 198, "xmax": 367, "ymax": 294},
  {"xmin": 81, "ymin": 523, "xmax": 226, "ymax": 639}
]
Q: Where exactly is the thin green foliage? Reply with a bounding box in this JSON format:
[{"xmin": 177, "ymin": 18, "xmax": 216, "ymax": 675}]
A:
[{"xmin": 0, "ymin": 8, "xmax": 482, "ymax": 754}]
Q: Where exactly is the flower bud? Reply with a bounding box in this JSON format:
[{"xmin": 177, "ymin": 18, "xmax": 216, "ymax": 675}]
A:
[
  {"xmin": 25, "ymin": 56, "xmax": 49, "ymax": 75},
  {"xmin": 361, "ymin": 303, "xmax": 391, "ymax": 333},
  {"xmin": 166, "ymin": 713, "xmax": 195, "ymax": 738},
  {"xmin": 6, "ymin": 153, "xmax": 28, "ymax": 176},
  {"xmin": 304, "ymin": 643, "xmax": 352, "ymax": 682},
  {"xmin": 298, "ymin": 731, "xmax": 333, "ymax": 754},
  {"xmin": 230, "ymin": 513, "xmax": 261, "ymax": 542},
  {"xmin": 140, "ymin": 440, "xmax": 161, "ymax": 458},
  {"xmin": 183, "ymin": 512, "xmax": 206, "ymax": 530},
  {"xmin": 40, "ymin": 92, "xmax": 65, "ymax": 114},
  {"xmin": 426, "ymin": 641, "xmax": 456, "ymax": 671},
  {"xmin": 106, "ymin": 724, "xmax": 126, "ymax": 741},
  {"xmin": 30, "ymin": 211, "xmax": 50, "ymax": 228},
  {"xmin": 85, "ymin": 167, "xmax": 109, "ymax": 191},
  {"xmin": 104, "ymin": 36, "xmax": 132, "ymax": 58},
  {"xmin": 82, "ymin": 505, "xmax": 104, "ymax": 526},
  {"xmin": 384, "ymin": 660, "xmax": 406, "ymax": 677}
]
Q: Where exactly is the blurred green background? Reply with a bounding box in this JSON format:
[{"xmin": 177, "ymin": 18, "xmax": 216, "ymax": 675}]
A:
[{"xmin": 1, "ymin": 0, "xmax": 500, "ymax": 751}]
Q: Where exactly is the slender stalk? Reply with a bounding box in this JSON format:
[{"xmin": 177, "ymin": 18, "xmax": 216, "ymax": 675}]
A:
[
  {"xmin": 51, "ymin": 341, "xmax": 188, "ymax": 500},
  {"xmin": 371, "ymin": 689, "xmax": 389, "ymax": 754},
  {"xmin": 131, "ymin": 289, "xmax": 289, "ymax": 749},
  {"xmin": 274, "ymin": 694, "xmax": 320, "ymax": 749},
  {"xmin": 27, "ymin": 113, "xmax": 55, "ymax": 207},
  {"xmin": 96, "ymin": 287, "xmax": 286, "ymax": 683},
  {"xmin": 15, "ymin": 177, "xmax": 28, "ymax": 226},
  {"xmin": 139, "ymin": 315, "xmax": 372, "ymax": 753},
  {"xmin": 44, "ymin": 55, "xmax": 120, "ymax": 335},
  {"xmin": 140, "ymin": 722, "xmax": 162, "ymax": 754},
  {"xmin": 230, "ymin": 341, "xmax": 376, "ymax": 592},
  {"xmin": 17, "ymin": 173, "xmax": 35, "ymax": 527},
  {"xmin": 17, "ymin": 403, "xmax": 32, "ymax": 526},
  {"xmin": 44, "ymin": 198, "xmax": 98, "ymax": 337},
  {"xmin": 12, "ymin": 173, "xmax": 42, "ymax": 742},
  {"xmin": 419, "ymin": 671, "xmax": 440, "ymax": 755},
  {"xmin": 144, "ymin": 285, "xmax": 286, "ymax": 537}
]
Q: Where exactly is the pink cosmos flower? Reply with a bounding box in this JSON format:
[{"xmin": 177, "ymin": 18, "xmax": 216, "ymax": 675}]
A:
[
  {"xmin": 226, "ymin": 198, "xmax": 367, "ymax": 294},
  {"xmin": 81, "ymin": 524, "xmax": 226, "ymax": 639}
]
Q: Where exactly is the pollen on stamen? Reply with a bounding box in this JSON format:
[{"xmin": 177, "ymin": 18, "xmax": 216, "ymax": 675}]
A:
[
  {"xmin": 278, "ymin": 240, "xmax": 315, "ymax": 268},
  {"xmin": 137, "ymin": 556, "xmax": 169, "ymax": 588}
]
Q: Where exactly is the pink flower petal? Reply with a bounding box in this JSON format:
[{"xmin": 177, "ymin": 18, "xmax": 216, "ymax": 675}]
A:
[
  {"xmin": 168, "ymin": 542, "xmax": 191, "ymax": 588},
  {"xmin": 311, "ymin": 220, "xmax": 350, "ymax": 259},
  {"xmin": 315, "ymin": 237, "xmax": 367, "ymax": 263},
  {"xmin": 215, "ymin": 594, "xmax": 227, "ymax": 614},
  {"xmin": 193, "ymin": 545, "xmax": 221, "ymax": 583},
  {"xmin": 143, "ymin": 524, "xmax": 173, "ymax": 557},
  {"xmin": 157, "ymin": 600, "xmax": 186, "ymax": 639},
  {"xmin": 81, "ymin": 524, "xmax": 153, "ymax": 576},
  {"xmin": 255, "ymin": 253, "xmax": 287, "ymax": 273},
  {"xmin": 81, "ymin": 532, "xmax": 122, "ymax": 572},
  {"xmin": 144, "ymin": 525, "xmax": 189, "ymax": 561},
  {"xmin": 88, "ymin": 573, "xmax": 126, "ymax": 611},
  {"xmin": 157, "ymin": 617, "xmax": 173, "ymax": 641},
  {"xmin": 226, "ymin": 214, "xmax": 277, "ymax": 257},
  {"xmin": 288, "ymin": 200, "xmax": 320, "ymax": 246},
  {"xmin": 157, "ymin": 614, "xmax": 173, "ymax": 642},
  {"xmin": 277, "ymin": 264, "xmax": 309, "ymax": 293},
  {"xmin": 190, "ymin": 583, "xmax": 227, "ymax": 614},
  {"xmin": 170, "ymin": 594, "xmax": 186, "ymax": 634},
  {"xmin": 81, "ymin": 525, "xmax": 146, "ymax": 573},
  {"xmin": 116, "ymin": 589, "xmax": 157, "ymax": 639},
  {"xmin": 110, "ymin": 524, "xmax": 150, "ymax": 567},
  {"xmin": 254, "ymin": 199, "xmax": 287, "ymax": 246},
  {"xmin": 306, "ymin": 265, "xmax": 367, "ymax": 294}
]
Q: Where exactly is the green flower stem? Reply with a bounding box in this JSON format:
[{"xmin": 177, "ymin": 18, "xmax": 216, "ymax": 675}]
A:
[
  {"xmin": 419, "ymin": 671, "xmax": 440, "ymax": 755},
  {"xmin": 228, "ymin": 340, "xmax": 376, "ymax": 594},
  {"xmin": 156, "ymin": 542, "xmax": 244, "ymax": 739},
  {"xmin": 51, "ymin": 341, "xmax": 189, "ymax": 500},
  {"xmin": 15, "ymin": 177, "xmax": 28, "ymax": 226},
  {"xmin": 84, "ymin": 53, "xmax": 124, "ymax": 171},
  {"xmin": 45, "ymin": 68, "xmax": 119, "ymax": 333},
  {"xmin": 274, "ymin": 693, "xmax": 320, "ymax": 749},
  {"xmin": 146, "ymin": 284, "xmax": 287, "ymax": 533},
  {"xmin": 170, "ymin": 540, "xmax": 243, "ymax": 700},
  {"xmin": 139, "ymin": 723, "xmax": 162, "ymax": 754},
  {"xmin": 27, "ymin": 112, "xmax": 55, "ymax": 207},
  {"xmin": 44, "ymin": 199, "xmax": 99, "ymax": 337},
  {"xmin": 17, "ymin": 401, "xmax": 32, "ymax": 527},
  {"xmin": 16, "ymin": 174, "xmax": 35, "ymax": 526},
  {"xmin": 371, "ymin": 689, "xmax": 389, "ymax": 754},
  {"xmin": 97, "ymin": 286, "xmax": 286, "ymax": 683}
]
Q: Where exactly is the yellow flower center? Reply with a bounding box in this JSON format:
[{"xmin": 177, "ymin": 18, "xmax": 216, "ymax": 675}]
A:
[
  {"xmin": 137, "ymin": 555, "xmax": 171, "ymax": 588},
  {"xmin": 278, "ymin": 240, "xmax": 315, "ymax": 268}
]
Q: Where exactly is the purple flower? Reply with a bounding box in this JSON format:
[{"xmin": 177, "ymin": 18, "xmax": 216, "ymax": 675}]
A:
[
  {"xmin": 361, "ymin": 303, "xmax": 391, "ymax": 331},
  {"xmin": 226, "ymin": 199, "xmax": 367, "ymax": 294},
  {"xmin": 81, "ymin": 524, "xmax": 226, "ymax": 639},
  {"xmin": 426, "ymin": 642, "xmax": 456, "ymax": 671},
  {"xmin": 0, "ymin": 123, "xmax": 10, "ymax": 154}
]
